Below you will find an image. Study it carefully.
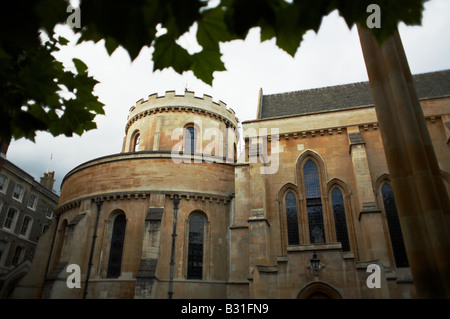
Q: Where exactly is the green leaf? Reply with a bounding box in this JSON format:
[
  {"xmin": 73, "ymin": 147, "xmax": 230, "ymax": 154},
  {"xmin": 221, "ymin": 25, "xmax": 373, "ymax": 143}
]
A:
[
  {"xmin": 191, "ymin": 50, "xmax": 226, "ymax": 85},
  {"xmin": 105, "ymin": 36, "xmax": 120, "ymax": 55},
  {"xmin": 58, "ymin": 36, "xmax": 69, "ymax": 46},
  {"xmin": 73, "ymin": 58, "xmax": 88, "ymax": 74},
  {"xmin": 197, "ymin": 7, "xmax": 233, "ymax": 50},
  {"xmin": 152, "ymin": 34, "xmax": 193, "ymax": 74}
]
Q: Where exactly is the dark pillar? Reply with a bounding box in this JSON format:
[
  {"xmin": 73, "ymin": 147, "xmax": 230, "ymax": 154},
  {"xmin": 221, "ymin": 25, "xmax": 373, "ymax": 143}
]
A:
[{"xmin": 358, "ymin": 25, "xmax": 450, "ymax": 298}]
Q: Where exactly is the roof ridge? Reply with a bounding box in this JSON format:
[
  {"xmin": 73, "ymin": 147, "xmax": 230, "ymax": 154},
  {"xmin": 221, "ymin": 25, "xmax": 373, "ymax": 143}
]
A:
[
  {"xmin": 262, "ymin": 69, "xmax": 450, "ymax": 98},
  {"xmin": 259, "ymin": 69, "xmax": 450, "ymax": 119}
]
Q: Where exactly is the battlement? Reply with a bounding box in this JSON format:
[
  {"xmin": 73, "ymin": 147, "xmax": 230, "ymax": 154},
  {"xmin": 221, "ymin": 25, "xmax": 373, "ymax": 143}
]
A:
[{"xmin": 127, "ymin": 90, "xmax": 238, "ymax": 128}]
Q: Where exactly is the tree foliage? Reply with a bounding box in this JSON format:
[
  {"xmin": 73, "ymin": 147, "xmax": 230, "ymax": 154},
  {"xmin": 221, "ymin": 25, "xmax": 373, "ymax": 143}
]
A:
[{"xmin": 0, "ymin": 0, "xmax": 427, "ymax": 142}]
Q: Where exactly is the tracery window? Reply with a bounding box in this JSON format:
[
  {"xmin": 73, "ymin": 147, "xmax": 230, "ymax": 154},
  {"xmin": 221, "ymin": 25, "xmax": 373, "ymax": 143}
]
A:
[
  {"xmin": 303, "ymin": 160, "xmax": 326, "ymax": 244},
  {"xmin": 285, "ymin": 192, "xmax": 300, "ymax": 245},
  {"xmin": 107, "ymin": 214, "xmax": 127, "ymax": 278},
  {"xmin": 187, "ymin": 213, "xmax": 205, "ymax": 279},
  {"xmin": 381, "ymin": 183, "xmax": 409, "ymax": 268},
  {"xmin": 331, "ymin": 188, "xmax": 350, "ymax": 252}
]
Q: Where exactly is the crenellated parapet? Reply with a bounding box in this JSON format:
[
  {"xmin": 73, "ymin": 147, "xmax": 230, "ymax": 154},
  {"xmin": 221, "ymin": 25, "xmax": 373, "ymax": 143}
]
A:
[{"xmin": 125, "ymin": 90, "xmax": 238, "ymax": 134}]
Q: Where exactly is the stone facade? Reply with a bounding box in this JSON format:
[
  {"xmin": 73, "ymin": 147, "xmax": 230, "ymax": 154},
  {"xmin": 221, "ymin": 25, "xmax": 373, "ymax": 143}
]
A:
[
  {"xmin": 10, "ymin": 70, "xmax": 450, "ymax": 299},
  {"xmin": 0, "ymin": 160, "xmax": 58, "ymax": 298}
]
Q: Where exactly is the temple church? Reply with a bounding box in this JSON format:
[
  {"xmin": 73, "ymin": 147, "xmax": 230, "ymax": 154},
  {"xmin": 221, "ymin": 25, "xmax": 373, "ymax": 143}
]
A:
[{"xmin": 8, "ymin": 69, "xmax": 450, "ymax": 299}]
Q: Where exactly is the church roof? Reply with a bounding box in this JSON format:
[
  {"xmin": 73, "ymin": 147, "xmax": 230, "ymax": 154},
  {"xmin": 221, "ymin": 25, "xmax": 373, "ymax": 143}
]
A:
[{"xmin": 258, "ymin": 69, "xmax": 450, "ymax": 119}]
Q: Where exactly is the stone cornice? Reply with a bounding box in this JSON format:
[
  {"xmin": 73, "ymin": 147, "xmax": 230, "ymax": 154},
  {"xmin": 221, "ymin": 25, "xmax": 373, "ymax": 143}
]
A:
[
  {"xmin": 125, "ymin": 105, "xmax": 238, "ymax": 134},
  {"xmin": 55, "ymin": 190, "xmax": 233, "ymax": 215}
]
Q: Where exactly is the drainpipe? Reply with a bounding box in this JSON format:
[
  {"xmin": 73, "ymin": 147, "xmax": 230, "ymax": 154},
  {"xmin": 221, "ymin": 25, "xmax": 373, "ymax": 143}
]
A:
[
  {"xmin": 83, "ymin": 198, "xmax": 103, "ymax": 299},
  {"xmin": 168, "ymin": 194, "xmax": 180, "ymax": 299}
]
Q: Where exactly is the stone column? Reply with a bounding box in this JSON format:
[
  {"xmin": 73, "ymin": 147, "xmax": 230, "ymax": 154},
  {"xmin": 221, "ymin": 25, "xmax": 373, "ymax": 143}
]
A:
[
  {"xmin": 358, "ymin": 25, "xmax": 450, "ymax": 298},
  {"xmin": 347, "ymin": 126, "xmax": 390, "ymax": 264}
]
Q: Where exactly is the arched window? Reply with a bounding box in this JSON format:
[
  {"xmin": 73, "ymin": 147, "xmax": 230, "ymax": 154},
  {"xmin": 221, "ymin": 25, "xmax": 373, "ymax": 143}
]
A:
[
  {"xmin": 285, "ymin": 192, "xmax": 300, "ymax": 245},
  {"xmin": 331, "ymin": 188, "xmax": 350, "ymax": 252},
  {"xmin": 187, "ymin": 213, "xmax": 205, "ymax": 279},
  {"xmin": 107, "ymin": 214, "xmax": 127, "ymax": 278},
  {"xmin": 133, "ymin": 133, "xmax": 140, "ymax": 152},
  {"xmin": 381, "ymin": 183, "xmax": 409, "ymax": 268},
  {"xmin": 303, "ymin": 160, "xmax": 326, "ymax": 244},
  {"xmin": 185, "ymin": 126, "xmax": 196, "ymax": 154}
]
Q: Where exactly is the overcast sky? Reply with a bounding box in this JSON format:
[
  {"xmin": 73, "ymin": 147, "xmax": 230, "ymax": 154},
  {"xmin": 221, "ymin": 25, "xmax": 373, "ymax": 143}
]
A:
[{"xmin": 6, "ymin": 0, "xmax": 450, "ymax": 194}]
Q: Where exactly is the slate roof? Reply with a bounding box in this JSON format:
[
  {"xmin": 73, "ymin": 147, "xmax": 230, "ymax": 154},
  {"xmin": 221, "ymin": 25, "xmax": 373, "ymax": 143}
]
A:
[{"xmin": 258, "ymin": 69, "xmax": 450, "ymax": 119}]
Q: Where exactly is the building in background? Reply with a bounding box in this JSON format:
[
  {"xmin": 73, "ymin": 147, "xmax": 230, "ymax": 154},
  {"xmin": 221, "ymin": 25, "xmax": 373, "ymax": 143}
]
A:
[
  {"xmin": 0, "ymin": 160, "xmax": 59, "ymax": 297},
  {"xmin": 9, "ymin": 69, "xmax": 450, "ymax": 299}
]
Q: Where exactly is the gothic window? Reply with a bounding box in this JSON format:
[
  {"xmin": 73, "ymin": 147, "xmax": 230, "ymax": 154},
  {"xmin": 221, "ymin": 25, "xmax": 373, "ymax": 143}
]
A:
[
  {"xmin": 381, "ymin": 183, "xmax": 409, "ymax": 268},
  {"xmin": 331, "ymin": 188, "xmax": 350, "ymax": 252},
  {"xmin": 107, "ymin": 214, "xmax": 127, "ymax": 278},
  {"xmin": 187, "ymin": 213, "xmax": 205, "ymax": 279},
  {"xmin": 285, "ymin": 192, "xmax": 300, "ymax": 245},
  {"xmin": 185, "ymin": 126, "xmax": 196, "ymax": 154},
  {"xmin": 303, "ymin": 160, "xmax": 326, "ymax": 244},
  {"xmin": 133, "ymin": 133, "xmax": 140, "ymax": 152}
]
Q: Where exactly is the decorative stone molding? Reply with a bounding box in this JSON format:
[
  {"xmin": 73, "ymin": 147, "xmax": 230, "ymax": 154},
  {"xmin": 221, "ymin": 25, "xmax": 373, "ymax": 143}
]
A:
[
  {"xmin": 125, "ymin": 91, "xmax": 239, "ymax": 134},
  {"xmin": 249, "ymin": 208, "xmax": 264, "ymax": 219},
  {"xmin": 56, "ymin": 190, "xmax": 232, "ymax": 215}
]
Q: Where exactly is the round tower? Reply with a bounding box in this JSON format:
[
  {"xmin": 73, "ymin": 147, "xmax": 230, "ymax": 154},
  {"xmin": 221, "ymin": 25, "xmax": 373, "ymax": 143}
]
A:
[
  {"xmin": 123, "ymin": 90, "xmax": 239, "ymax": 161},
  {"xmin": 45, "ymin": 91, "xmax": 238, "ymax": 299}
]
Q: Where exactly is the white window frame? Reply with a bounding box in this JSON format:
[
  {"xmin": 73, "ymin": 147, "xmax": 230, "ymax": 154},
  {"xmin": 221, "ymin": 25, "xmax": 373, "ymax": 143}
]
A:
[
  {"xmin": 12, "ymin": 183, "xmax": 24, "ymax": 202},
  {"xmin": 19, "ymin": 215, "xmax": 33, "ymax": 239},
  {"xmin": 3, "ymin": 207, "xmax": 18, "ymax": 231},
  {"xmin": 27, "ymin": 193, "xmax": 38, "ymax": 211},
  {"xmin": 0, "ymin": 174, "xmax": 8, "ymax": 194},
  {"xmin": 46, "ymin": 205, "xmax": 54, "ymax": 219}
]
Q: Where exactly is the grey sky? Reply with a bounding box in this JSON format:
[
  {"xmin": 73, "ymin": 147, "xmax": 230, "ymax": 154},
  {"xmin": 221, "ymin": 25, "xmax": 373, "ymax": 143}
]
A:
[{"xmin": 6, "ymin": 0, "xmax": 450, "ymax": 194}]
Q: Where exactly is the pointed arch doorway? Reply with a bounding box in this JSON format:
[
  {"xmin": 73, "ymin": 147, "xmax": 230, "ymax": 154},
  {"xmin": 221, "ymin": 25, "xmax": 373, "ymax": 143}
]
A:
[{"xmin": 298, "ymin": 282, "xmax": 342, "ymax": 299}]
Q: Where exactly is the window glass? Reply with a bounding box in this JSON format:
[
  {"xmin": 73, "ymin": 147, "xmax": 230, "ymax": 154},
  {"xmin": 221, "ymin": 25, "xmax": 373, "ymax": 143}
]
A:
[
  {"xmin": 27, "ymin": 193, "xmax": 37, "ymax": 210},
  {"xmin": 303, "ymin": 160, "xmax": 326, "ymax": 244},
  {"xmin": 0, "ymin": 174, "xmax": 7, "ymax": 192},
  {"xmin": 133, "ymin": 133, "xmax": 140, "ymax": 152},
  {"xmin": 382, "ymin": 183, "xmax": 409, "ymax": 267},
  {"xmin": 4, "ymin": 208, "xmax": 17, "ymax": 229},
  {"xmin": 187, "ymin": 213, "xmax": 205, "ymax": 279},
  {"xmin": 13, "ymin": 184, "xmax": 24, "ymax": 201},
  {"xmin": 285, "ymin": 192, "xmax": 300, "ymax": 245},
  {"xmin": 20, "ymin": 216, "xmax": 32, "ymax": 237},
  {"xmin": 107, "ymin": 214, "xmax": 127, "ymax": 278},
  {"xmin": 331, "ymin": 188, "xmax": 350, "ymax": 252},
  {"xmin": 185, "ymin": 127, "xmax": 196, "ymax": 154}
]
